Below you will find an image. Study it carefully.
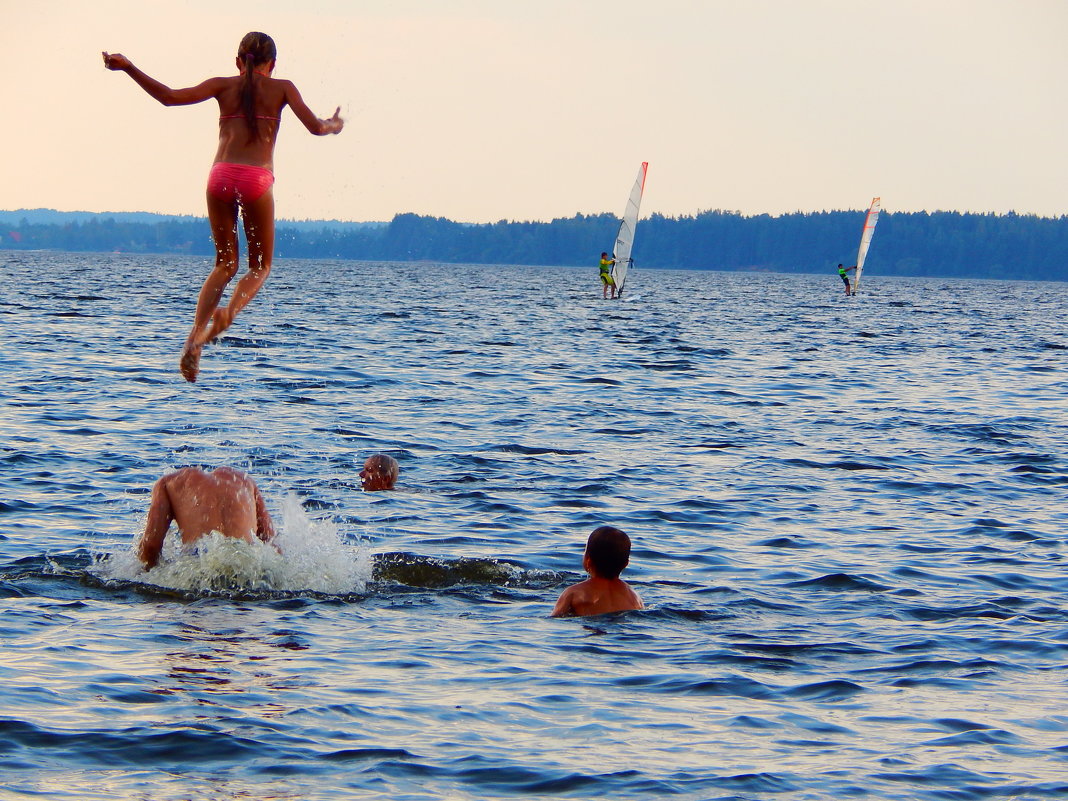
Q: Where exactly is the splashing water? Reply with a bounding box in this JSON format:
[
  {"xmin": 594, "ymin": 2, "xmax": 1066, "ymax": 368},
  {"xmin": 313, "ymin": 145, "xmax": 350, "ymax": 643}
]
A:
[{"xmin": 93, "ymin": 494, "xmax": 371, "ymax": 595}]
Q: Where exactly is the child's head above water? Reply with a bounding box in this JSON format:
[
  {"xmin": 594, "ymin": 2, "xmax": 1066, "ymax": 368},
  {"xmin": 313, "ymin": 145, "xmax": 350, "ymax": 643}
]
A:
[
  {"xmin": 585, "ymin": 525, "xmax": 631, "ymax": 579},
  {"xmin": 552, "ymin": 525, "xmax": 642, "ymax": 617}
]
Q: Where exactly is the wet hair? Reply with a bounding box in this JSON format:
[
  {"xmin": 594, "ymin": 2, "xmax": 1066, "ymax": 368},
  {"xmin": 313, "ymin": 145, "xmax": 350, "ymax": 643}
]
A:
[
  {"xmin": 585, "ymin": 526, "xmax": 631, "ymax": 579},
  {"xmin": 361, "ymin": 454, "xmax": 399, "ymax": 490},
  {"xmin": 601, "ymin": 252, "xmax": 608, "ymax": 258},
  {"xmin": 237, "ymin": 32, "xmax": 277, "ymax": 141}
]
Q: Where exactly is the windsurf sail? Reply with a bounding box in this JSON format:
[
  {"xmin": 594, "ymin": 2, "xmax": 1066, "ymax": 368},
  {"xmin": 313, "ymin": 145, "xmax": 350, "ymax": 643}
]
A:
[
  {"xmin": 852, "ymin": 196, "xmax": 881, "ymax": 294},
  {"xmin": 611, "ymin": 161, "xmax": 648, "ymax": 297}
]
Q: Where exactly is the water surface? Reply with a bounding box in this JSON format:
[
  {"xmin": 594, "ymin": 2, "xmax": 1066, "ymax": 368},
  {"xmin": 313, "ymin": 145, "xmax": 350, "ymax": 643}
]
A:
[{"xmin": 1, "ymin": 252, "xmax": 1067, "ymax": 799}]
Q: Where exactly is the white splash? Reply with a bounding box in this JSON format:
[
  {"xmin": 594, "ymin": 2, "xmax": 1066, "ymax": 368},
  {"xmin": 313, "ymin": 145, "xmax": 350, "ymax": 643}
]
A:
[{"xmin": 94, "ymin": 494, "xmax": 371, "ymax": 595}]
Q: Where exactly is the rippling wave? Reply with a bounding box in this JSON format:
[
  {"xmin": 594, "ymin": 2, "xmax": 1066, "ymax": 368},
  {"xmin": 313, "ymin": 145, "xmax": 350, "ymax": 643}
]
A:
[{"xmin": 1, "ymin": 252, "xmax": 1066, "ymax": 800}]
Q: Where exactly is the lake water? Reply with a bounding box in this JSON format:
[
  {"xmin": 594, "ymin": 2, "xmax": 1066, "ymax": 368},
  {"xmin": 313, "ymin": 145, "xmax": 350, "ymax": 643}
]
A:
[{"xmin": 1, "ymin": 250, "xmax": 1067, "ymax": 800}]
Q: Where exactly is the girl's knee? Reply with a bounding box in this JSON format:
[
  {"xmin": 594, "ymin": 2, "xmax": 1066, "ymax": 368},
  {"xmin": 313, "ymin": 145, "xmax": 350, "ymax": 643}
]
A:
[
  {"xmin": 247, "ymin": 259, "xmax": 272, "ymax": 277},
  {"xmin": 212, "ymin": 261, "xmax": 240, "ymax": 282}
]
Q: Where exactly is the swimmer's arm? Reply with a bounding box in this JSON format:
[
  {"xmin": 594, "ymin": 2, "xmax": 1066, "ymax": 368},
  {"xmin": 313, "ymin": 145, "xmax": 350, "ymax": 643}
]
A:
[
  {"xmin": 139, "ymin": 477, "xmax": 174, "ymax": 569},
  {"xmin": 102, "ymin": 52, "xmax": 224, "ymax": 107},
  {"xmin": 282, "ymin": 80, "xmax": 344, "ymax": 135},
  {"xmin": 629, "ymin": 587, "xmax": 645, "ymax": 610},
  {"xmin": 550, "ymin": 587, "xmax": 576, "ymax": 618},
  {"xmin": 253, "ymin": 485, "xmax": 275, "ymax": 543}
]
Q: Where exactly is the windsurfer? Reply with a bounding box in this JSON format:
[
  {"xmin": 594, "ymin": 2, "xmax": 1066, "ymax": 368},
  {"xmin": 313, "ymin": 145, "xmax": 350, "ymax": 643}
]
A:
[
  {"xmin": 599, "ymin": 252, "xmax": 617, "ymax": 299},
  {"xmin": 837, "ymin": 263, "xmax": 856, "ymax": 296}
]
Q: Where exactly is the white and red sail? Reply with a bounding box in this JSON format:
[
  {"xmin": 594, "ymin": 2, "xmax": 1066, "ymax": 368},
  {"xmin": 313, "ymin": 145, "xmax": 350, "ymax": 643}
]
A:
[
  {"xmin": 611, "ymin": 162, "xmax": 648, "ymax": 296},
  {"xmin": 852, "ymin": 196, "xmax": 881, "ymax": 294}
]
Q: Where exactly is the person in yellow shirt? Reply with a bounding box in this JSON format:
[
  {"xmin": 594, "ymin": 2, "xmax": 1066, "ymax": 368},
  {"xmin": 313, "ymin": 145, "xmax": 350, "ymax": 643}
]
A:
[
  {"xmin": 837, "ymin": 263, "xmax": 857, "ymax": 296},
  {"xmin": 599, "ymin": 252, "xmax": 617, "ymax": 299}
]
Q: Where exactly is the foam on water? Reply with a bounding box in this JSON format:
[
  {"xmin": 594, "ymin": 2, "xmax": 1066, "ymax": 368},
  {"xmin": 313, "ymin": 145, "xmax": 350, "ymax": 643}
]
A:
[{"xmin": 92, "ymin": 494, "xmax": 372, "ymax": 594}]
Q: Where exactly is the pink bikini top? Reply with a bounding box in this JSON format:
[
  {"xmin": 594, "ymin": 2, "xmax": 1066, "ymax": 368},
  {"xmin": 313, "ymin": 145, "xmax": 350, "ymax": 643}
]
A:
[{"xmin": 219, "ymin": 114, "xmax": 281, "ymax": 122}]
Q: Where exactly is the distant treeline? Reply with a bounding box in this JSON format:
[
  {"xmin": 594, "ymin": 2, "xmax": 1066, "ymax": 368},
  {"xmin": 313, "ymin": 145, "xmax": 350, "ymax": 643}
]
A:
[{"xmin": 2, "ymin": 208, "xmax": 1066, "ymax": 281}]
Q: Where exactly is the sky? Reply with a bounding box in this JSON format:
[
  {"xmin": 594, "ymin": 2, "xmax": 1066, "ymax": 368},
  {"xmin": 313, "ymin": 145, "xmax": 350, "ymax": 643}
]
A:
[{"xmin": 2, "ymin": 0, "xmax": 1066, "ymax": 223}]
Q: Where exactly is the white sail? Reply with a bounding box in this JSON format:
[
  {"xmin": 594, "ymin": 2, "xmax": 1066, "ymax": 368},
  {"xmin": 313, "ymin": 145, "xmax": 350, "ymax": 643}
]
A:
[
  {"xmin": 852, "ymin": 196, "xmax": 881, "ymax": 294},
  {"xmin": 611, "ymin": 162, "xmax": 648, "ymax": 297}
]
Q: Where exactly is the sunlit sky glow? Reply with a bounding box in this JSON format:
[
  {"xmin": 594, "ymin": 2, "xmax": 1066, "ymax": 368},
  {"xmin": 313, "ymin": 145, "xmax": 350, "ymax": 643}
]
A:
[{"xmin": 2, "ymin": 0, "xmax": 1065, "ymax": 222}]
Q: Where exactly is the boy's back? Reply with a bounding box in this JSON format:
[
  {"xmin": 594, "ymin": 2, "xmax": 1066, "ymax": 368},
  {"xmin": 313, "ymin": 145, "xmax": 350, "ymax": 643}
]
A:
[
  {"xmin": 551, "ymin": 575, "xmax": 642, "ymax": 617},
  {"xmin": 551, "ymin": 525, "xmax": 643, "ymax": 617}
]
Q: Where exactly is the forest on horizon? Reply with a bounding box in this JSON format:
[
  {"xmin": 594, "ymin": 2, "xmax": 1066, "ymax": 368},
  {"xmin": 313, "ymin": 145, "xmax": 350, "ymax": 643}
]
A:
[{"xmin": 1, "ymin": 207, "xmax": 1066, "ymax": 282}]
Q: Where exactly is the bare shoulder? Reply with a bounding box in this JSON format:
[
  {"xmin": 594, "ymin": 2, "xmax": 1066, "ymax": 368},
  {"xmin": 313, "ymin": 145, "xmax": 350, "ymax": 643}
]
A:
[
  {"xmin": 159, "ymin": 465, "xmax": 201, "ymax": 487},
  {"xmin": 278, "ymin": 78, "xmax": 308, "ymax": 103},
  {"xmin": 274, "ymin": 78, "xmax": 298, "ymax": 96},
  {"xmin": 551, "ymin": 582, "xmax": 584, "ymax": 617},
  {"xmin": 623, "ymin": 581, "xmax": 644, "ymax": 609},
  {"xmin": 204, "ymin": 75, "xmax": 240, "ymax": 93}
]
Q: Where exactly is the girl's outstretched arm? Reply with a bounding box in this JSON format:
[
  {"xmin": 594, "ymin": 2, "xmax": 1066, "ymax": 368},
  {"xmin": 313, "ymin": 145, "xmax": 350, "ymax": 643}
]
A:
[
  {"xmin": 282, "ymin": 80, "xmax": 344, "ymax": 136},
  {"xmin": 102, "ymin": 51, "xmax": 223, "ymax": 106}
]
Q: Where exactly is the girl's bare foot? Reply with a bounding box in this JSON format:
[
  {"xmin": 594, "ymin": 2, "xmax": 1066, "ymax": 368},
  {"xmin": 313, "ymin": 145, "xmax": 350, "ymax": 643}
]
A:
[{"xmin": 180, "ymin": 342, "xmax": 202, "ymax": 383}]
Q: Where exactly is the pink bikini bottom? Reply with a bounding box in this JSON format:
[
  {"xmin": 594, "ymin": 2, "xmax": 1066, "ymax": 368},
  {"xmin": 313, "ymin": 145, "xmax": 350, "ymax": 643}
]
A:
[{"xmin": 207, "ymin": 162, "xmax": 275, "ymax": 203}]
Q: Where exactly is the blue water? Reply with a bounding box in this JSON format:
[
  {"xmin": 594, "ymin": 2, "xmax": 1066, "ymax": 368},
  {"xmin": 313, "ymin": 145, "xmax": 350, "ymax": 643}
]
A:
[{"xmin": 1, "ymin": 250, "xmax": 1067, "ymax": 800}]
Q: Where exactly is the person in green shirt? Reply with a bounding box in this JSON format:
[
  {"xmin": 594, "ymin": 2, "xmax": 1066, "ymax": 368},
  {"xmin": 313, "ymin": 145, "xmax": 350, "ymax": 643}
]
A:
[
  {"xmin": 837, "ymin": 263, "xmax": 857, "ymax": 296},
  {"xmin": 599, "ymin": 252, "xmax": 617, "ymax": 299}
]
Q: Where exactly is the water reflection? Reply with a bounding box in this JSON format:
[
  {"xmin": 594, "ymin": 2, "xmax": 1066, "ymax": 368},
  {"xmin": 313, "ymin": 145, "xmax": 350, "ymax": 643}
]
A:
[{"xmin": 157, "ymin": 604, "xmax": 308, "ymax": 720}]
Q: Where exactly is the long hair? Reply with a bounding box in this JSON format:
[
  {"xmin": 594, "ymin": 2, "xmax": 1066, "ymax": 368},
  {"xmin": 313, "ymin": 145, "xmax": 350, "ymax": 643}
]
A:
[{"xmin": 237, "ymin": 32, "xmax": 277, "ymax": 141}]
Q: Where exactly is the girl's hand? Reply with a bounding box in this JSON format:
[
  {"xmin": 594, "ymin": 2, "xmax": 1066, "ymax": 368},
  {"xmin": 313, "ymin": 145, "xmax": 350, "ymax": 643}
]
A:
[
  {"xmin": 328, "ymin": 107, "xmax": 344, "ymax": 134},
  {"xmin": 102, "ymin": 52, "xmax": 132, "ymax": 71}
]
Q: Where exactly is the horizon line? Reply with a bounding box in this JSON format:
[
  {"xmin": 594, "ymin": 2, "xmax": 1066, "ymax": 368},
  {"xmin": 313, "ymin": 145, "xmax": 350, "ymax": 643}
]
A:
[{"xmin": 2, "ymin": 206, "xmax": 1067, "ymax": 225}]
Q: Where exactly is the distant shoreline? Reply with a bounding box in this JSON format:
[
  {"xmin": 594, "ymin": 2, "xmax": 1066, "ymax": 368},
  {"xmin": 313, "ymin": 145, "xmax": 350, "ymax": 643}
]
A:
[
  {"xmin": 0, "ymin": 208, "xmax": 387, "ymax": 231},
  {"xmin": 3, "ymin": 207, "xmax": 1065, "ymax": 225},
  {"xmin": 2, "ymin": 208, "xmax": 1066, "ymax": 282}
]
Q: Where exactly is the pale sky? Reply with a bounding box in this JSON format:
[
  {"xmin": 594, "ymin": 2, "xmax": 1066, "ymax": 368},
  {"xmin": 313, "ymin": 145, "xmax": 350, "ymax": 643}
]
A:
[{"xmin": 2, "ymin": 0, "xmax": 1065, "ymax": 222}]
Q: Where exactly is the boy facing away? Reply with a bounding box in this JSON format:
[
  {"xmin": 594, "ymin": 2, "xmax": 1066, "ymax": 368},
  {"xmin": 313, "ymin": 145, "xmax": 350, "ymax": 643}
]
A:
[{"xmin": 551, "ymin": 526, "xmax": 643, "ymax": 617}]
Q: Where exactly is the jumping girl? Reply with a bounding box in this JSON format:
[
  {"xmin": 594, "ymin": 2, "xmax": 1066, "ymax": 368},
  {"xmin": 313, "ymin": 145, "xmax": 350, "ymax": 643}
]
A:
[{"xmin": 103, "ymin": 32, "xmax": 344, "ymax": 382}]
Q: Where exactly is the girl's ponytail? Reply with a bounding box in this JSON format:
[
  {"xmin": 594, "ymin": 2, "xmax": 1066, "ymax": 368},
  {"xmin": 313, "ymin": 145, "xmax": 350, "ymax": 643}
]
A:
[
  {"xmin": 241, "ymin": 51, "xmax": 257, "ymax": 140},
  {"xmin": 236, "ymin": 32, "xmax": 276, "ymax": 142}
]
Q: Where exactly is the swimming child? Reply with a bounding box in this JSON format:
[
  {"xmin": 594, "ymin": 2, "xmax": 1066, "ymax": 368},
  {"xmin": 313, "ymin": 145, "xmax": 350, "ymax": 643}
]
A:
[
  {"xmin": 103, "ymin": 32, "xmax": 345, "ymax": 382},
  {"xmin": 360, "ymin": 454, "xmax": 399, "ymax": 491},
  {"xmin": 837, "ymin": 263, "xmax": 857, "ymax": 296},
  {"xmin": 137, "ymin": 466, "xmax": 275, "ymax": 569},
  {"xmin": 551, "ymin": 525, "xmax": 643, "ymax": 617},
  {"xmin": 599, "ymin": 252, "xmax": 617, "ymax": 299}
]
